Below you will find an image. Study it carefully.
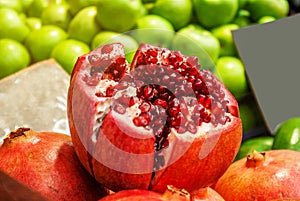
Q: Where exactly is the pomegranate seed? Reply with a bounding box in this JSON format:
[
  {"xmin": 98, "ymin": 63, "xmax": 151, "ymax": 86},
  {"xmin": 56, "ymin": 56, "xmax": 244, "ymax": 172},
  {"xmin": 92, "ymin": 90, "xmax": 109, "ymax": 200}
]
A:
[
  {"xmin": 101, "ymin": 44, "xmax": 113, "ymax": 54},
  {"xmin": 148, "ymin": 57, "xmax": 158, "ymax": 64},
  {"xmin": 143, "ymin": 85, "xmax": 154, "ymax": 100},
  {"xmin": 99, "ymin": 58, "xmax": 112, "ymax": 71},
  {"xmin": 129, "ymin": 97, "xmax": 139, "ymax": 107},
  {"xmin": 113, "ymin": 70, "xmax": 119, "ymax": 77},
  {"xmin": 88, "ymin": 54, "xmax": 101, "ymax": 66},
  {"xmin": 113, "ymin": 104, "xmax": 126, "ymax": 114},
  {"xmin": 90, "ymin": 66, "xmax": 101, "ymax": 76},
  {"xmin": 187, "ymin": 56, "xmax": 199, "ymax": 67},
  {"xmin": 133, "ymin": 113, "xmax": 150, "ymax": 127},
  {"xmin": 187, "ymin": 122, "xmax": 197, "ymax": 134},
  {"xmin": 148, "ymin": 49, "xmax": 158, "ymax": 57},
  {"xmin": 179, "ymin": 101, "xmax": 189, "ymax": 116},
  {"xmin": 103, "ymin": 86, "xmax": 113, "ymax": 96},
  {"xmin": 117, "ymin": 94, "xmax": 131, "ymax": 106},
  {"xmin": 139, "ymin": 102, "xmax": 151, "ymax": 112},
  {"xmin": 162, "ymin": 75, "xmax": 169, "ymax": 83},
  {"xmin": 202, "ymin": 97, "xmax": 212, "ymax": 108},
  {"xmin": 227, "ymin": 105, "xmax": 239, "ymax": 117},
  {"xmin": 116, "ymin": 57, "xmax": 126, "ymax": 65},
  {"xmin": 202, "ymin": 113, "xmax": 211, "ymax": 123},
  {"xmin": 85, "ymin": 74, "xmax": 101, "ymax": 86},
  {"xmin": 153, "ymin": 99, "xmax": 167, "ymax": 108},
  {"xmin": 177, "ymin": 126, "xmax": 187, "ymax": 134},
  {"xmin": 168, "ymin": 106, "xmax": 180, "ymax": 117}
]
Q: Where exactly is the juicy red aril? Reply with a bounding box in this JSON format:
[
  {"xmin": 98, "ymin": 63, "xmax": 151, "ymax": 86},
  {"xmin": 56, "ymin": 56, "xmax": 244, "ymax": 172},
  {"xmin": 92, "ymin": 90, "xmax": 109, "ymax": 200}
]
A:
[
  {"xmin": 113, "ymin": 104, "xmax": 126, "ymax": 114},
  {"xmin": 133, "ymin": 113, "xmax": 151, "ymax": 127},
  {"xmin": 153, "ymin": 99, "xmax": 167, "ymax": 108},
  {"xmin": 139, "ymin": 102, "xmax": 151, "ymax": 113},
  {"xmin": 129, "ymin": 96, "xmax": 139, "ymax": 107},
  {"xmin": 84, "ymin": 44, "xmax": 129, "ymax": 88},
  {"xmin": 101, "ymin": 44, "xmax": 114, "ymax": 54}
]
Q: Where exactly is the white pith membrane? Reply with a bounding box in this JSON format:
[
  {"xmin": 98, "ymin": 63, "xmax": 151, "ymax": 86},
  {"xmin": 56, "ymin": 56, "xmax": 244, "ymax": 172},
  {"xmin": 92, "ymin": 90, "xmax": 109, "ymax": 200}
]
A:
[{"xmin": 78, "ymin": 43, "xmax": 238, "ymax": 177}]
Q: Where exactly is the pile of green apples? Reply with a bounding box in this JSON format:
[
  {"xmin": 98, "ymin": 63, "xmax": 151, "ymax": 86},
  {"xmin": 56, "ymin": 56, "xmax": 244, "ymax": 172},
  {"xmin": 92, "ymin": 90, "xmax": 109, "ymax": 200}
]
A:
[{"xmin": 0, "ymin": 0, "xmax": 291, "ymax": 133}]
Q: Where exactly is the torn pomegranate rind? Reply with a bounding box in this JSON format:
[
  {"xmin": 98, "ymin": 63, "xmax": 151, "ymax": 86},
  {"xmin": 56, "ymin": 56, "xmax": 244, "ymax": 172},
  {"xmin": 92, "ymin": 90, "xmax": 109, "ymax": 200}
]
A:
[{"xmin": 68, "ymin": 42, "xmax": 242, "ymax": 192}]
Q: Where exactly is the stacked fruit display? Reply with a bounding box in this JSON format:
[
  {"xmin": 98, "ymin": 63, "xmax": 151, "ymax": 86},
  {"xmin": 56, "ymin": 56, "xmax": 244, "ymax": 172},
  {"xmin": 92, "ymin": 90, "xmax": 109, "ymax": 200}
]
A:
[
  {"xmin": 1, "ymin": 0, "xmax": 300, "ymax": 200},
  {"xmin": 0, "ymin": 0, "xmax": 294, "ymax": 134}
]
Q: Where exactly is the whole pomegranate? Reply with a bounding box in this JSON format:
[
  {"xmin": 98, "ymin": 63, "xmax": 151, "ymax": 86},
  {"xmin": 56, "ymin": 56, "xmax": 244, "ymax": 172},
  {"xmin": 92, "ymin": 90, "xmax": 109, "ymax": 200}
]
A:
[
  {"xmin": 67, "ymin": 43, "xmax": 242, "ymax": 192},
  {"xmin": 0, "ymin": 127, "xmax": 108, "ymax": 201},
  {"xmin": 98, "ymin": 185, "xmax": 190, "ymax": 201},
  {"xmin": 214, "ymin": 149, "xmax": 300, "ymax": 201},
  {"xmin": 191, "ymin": 187, "xmax": 225, "ymax": 201},
  {"xmin": 99, "ymin": 185, "xmax": 225, "ymax": 201}
]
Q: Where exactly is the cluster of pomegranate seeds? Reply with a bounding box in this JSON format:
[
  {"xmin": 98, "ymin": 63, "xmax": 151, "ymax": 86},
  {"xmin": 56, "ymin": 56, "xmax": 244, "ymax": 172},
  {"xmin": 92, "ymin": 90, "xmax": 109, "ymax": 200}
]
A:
[
  {"xmin": 130, "ymin": 45, "xmax": 232, "ymax": 128},
  {"xmin": 83, "ymin": 43, "xmax": 234, "ymax": 152},
  {"xmin": 82, "ymin": 43, "xmax": 129, "ymax": 88}
]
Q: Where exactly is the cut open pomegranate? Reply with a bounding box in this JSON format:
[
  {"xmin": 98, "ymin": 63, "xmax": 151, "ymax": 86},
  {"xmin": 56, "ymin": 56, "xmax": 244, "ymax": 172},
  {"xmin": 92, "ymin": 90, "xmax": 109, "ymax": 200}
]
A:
[{"xmin": 67, "ymin": 43, "xmax": 242, "ymax": 192}]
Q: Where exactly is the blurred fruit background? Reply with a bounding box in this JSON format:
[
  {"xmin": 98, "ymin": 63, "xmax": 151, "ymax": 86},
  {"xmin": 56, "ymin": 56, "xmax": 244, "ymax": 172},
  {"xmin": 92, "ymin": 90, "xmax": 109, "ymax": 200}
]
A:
[{"xmin": 0, "ymin": 0, "xmax": 299, "ymax": 141}]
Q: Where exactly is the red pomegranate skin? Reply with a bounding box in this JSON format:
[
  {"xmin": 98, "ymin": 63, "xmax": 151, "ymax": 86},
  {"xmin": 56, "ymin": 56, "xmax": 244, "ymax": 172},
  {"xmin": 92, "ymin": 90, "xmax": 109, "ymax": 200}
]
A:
[
  {"xmin": 0, "ymin": 128, "xmax": 108, "ymax": 201},
  {"xmin": 98, "ymin": 186, "xmax": 225, "ymax": 201},
  {"xmin": 98, "ymin": 185, "xmax": 191, "ymax": 201},
  {"xmin": 214, "ymin": 150, "xmax": 300, "ymax": 201},
  {"xmin": 191, "ymin": 187, "xmax": 225, "ymax": 201},
  {"xmin": 67, "ymin": 43, "xmax": 243, "ymax": 192}
]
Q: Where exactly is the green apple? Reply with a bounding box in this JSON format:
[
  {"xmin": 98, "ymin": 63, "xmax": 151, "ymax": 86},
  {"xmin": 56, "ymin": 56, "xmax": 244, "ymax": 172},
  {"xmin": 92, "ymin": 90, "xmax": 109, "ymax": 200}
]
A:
[
  {"xmin": 150, "ymin": 0, "xmax": 193, "ymax": 30},
  {"xmin": 130, "ymin": 14, "xmax": 175, "ymax": 48},
  {"xmin": 0, "ymin": 8, "xmax": 30, "ymax": 42},
  {"xmin": 142, "ymin": 0, "xmax": 156, "ymax": 3},
  {"xmin": 238, "ymin": 0, "xmax": 249, "ymax": 9},
  {"xmin": 238, "ymin": 100, "xmax": 258, "ymax": 132},
  {"xmin": 211, "ymin": 24, "xmax": 239, "ymax": 57},
  {"xmin": 272, "ymin": 117, "xmax": 300, "ymax": 151},
  {"xmin": 66, "ymin": 0, "xmax": 99, "ymax": 15},
  {"xmin": 51, "ymin": 39, "xmax": 90, "ymax": 74},
  {"xmin": 0, "ymin": 0, "xmax": 23, "ymax": 12},
  {"xmin": 95, "ymin": 0, "xmax": 143, "ymax": 32},
  {"xmin": 247, "ymin": 0, "xmax": 289, "ymax": 22},
  {"xmin": 0, "ymin": 38, "xmax": 31, "ymax": 79},
  {"xmin": 232, "ymin": 9, "xmax": 251, "ymax": 28},
  {"xmin": 21, "ymin": 0, "xmax": 34, "ymax": 12},
  {"xmin": 68, "ymin": 6, "xmax": 101, "ymax": 45},
  {"xmin": 193, "ymin": 0, "xmax": 239, "ymax": 29},
  {"xmin": 235, "ymin": 136, "xmax": 274, "ymax": 161},
  {"xmin": 41, "ymin": 3, "xmax": 72, "ymax": 30},
  {"xmin": 27, "ymin": 0, "xmax": 65, "ymax": 17},
  {"xmin": 139, "ymin": 3, "xmax": 148, "ymax": 17},
  {"xmin": 25, "ymin": 25, "xmax": 68, "ymax": 62},
  {"xmin": 25, "ymin": 17, "xmax": 42, "ymax": 31},
  {"xmin": 171, "ymin": 24, "xmax": 220, "ymax": 70},
  {"xmin": 19, "ymin": 12, "xmax": 27, "ymax": 22},
  {"xmin": 26, "ymin": 0, "xmax": 50, "ymax": 17},
  {"xmin": 92, "ymin": 31, "xmax": 139, "ymax": 63},
  {"xmin": 258, "ymin": 16, "xmax": 276, "ymax": 24},
  {"xmin": 216, "ymin": 56, "xmax": 249, "ymax": 98}
]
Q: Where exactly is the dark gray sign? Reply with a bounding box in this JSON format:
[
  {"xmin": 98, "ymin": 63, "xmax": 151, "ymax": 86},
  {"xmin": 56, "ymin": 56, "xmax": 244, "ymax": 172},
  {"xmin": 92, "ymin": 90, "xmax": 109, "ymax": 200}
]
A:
[{"xmin": 233, "ymin": 14, "xmax": 300, "ymax": 133}]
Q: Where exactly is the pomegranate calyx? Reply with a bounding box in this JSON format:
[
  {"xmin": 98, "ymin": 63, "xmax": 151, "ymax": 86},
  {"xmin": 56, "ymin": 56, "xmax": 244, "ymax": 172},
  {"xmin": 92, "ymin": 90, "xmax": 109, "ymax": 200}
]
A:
[
  {"xmin": 7, "ymin": 127, "xmax": 30, "ymax": 141},
  {"xmin": 246, "ymin": 150, "xmax": 266, "ymax": 168},
  {"xmin": 162, "ymin": 185, "xmax": 191, "ymax": 201}
]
